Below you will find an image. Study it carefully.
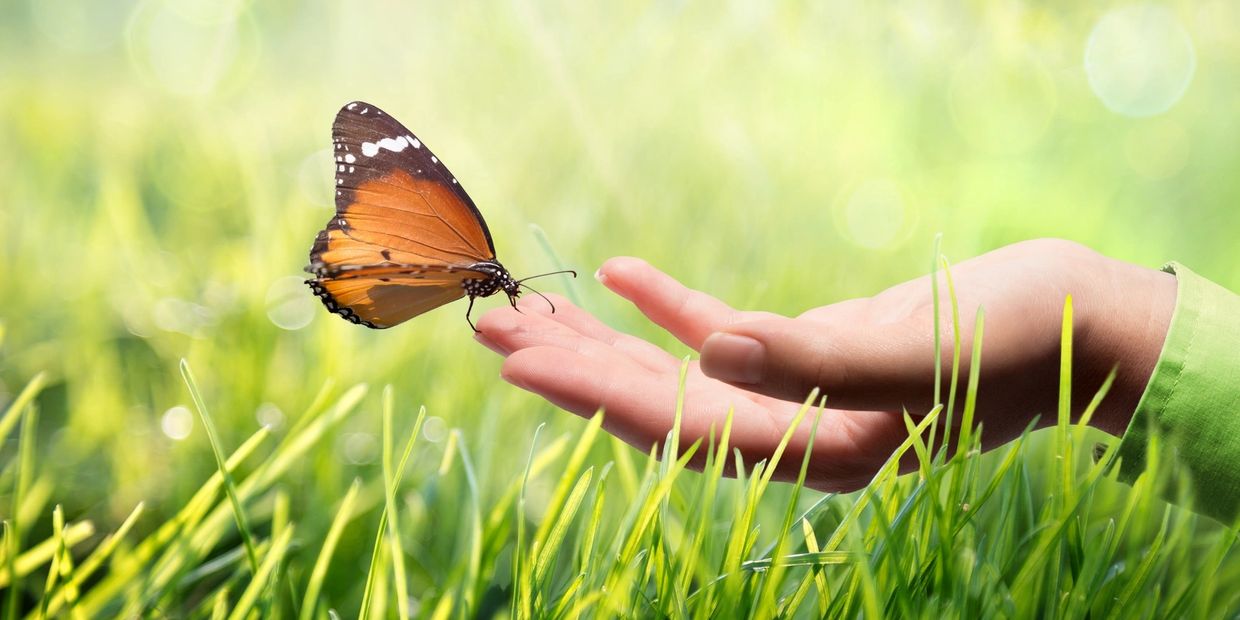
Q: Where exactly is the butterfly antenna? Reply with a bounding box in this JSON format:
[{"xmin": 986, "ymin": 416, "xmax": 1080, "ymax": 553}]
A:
[
  {"xmin": 515, "ymin": 269, "xmax": 577, "ymax": 284},
  {"xmin": 518, "ymin": 282, "xmax": 558, "ymax": 314}
]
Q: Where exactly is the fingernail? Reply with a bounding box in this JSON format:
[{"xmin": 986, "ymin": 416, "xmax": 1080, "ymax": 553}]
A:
[
  {"xmin": 701, "ymin": 333, "xmax": 765, "ymax": 384},
  {"xmin": 594, "ymin": 268, "xmax": 609, "ymax": 285}
]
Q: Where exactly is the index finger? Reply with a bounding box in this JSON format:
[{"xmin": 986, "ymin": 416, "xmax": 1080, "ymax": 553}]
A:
[{"xmin": 596, "ymin": 257, "xmax": 782, "ymax": 349}]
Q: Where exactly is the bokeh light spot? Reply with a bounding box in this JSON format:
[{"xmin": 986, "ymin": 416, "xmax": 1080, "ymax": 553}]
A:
[
  {"xmin": 1085, "ymin": 5, "xmax": 1196, "ymax": 118},
  {"xmin": 422, "ymin": 416, "xmax": 447, "ymax": 443},
  {"xmin": 266, "ymin": 276, "xmax": 315, "ymax": 331},
  {"xmin": 153, "ymin": 297, "xmax": 216, "ymax": 336},
  {"xmin": 256, "ymin": 402, "xmax": 285, "ymax": 430},
  {"xmin": 340, "ymin": 432, "xmax": 378, "ymax": 465},
  {"xmin": 298, "ymin": 148, "xmax": 337, "ymax": 209},
  {"xmin": 161, "ymin": 406, "xmax": 194, "ymax": 440}
]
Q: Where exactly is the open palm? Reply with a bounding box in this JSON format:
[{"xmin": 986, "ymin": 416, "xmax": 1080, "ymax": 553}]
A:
[{"xmin": 475, "ymin": 240, "xmax": 1174, "ymax": 492}]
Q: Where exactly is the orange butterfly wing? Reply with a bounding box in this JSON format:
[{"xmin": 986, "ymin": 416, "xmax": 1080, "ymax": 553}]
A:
[
  {"xmin": 309, "ymin": 267, "xmax": 487, "ymax": 328},
  {"xmin": 306, "ymin": 101, "xmax": 499, "ymax": 328}
]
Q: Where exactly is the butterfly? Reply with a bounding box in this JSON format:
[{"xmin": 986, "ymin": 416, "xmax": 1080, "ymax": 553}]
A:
[{"xmin": 305, "ymin": 101, "xmax": 573, "ymax": 331}]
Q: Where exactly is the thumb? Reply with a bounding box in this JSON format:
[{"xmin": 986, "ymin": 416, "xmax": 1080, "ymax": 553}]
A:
[{"xmin": 699, "ymin": 317, "xmax": 935, "ymax": 411}]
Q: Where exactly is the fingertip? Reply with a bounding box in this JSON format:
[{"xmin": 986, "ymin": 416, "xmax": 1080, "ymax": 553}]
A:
[
  {"xmin": 474, "ymin": 304, "xmax": 537, "ymax": 338},
  {"xmin": 498, "ymin": 360, "xmax": 530, "ymax": 390},
  {"xmin": 597, "ymin": 256, "xmax": 653, "ymax": 293},
  {"xmin": 473, "ymin": 330, "xmax": 509, "ymax": 356},
  {"xmin": 472, "ymin": 306, "xmax": 510, "ymax": 335}
]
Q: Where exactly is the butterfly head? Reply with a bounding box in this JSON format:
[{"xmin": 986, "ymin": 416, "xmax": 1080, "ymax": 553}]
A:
[
  {"xmin": 463, "ymin": 261, "xmax": 520, "ymax": 303},
  {"xmin": 460, "ymin": 261, "xmax": 576, "ymax": 331}
]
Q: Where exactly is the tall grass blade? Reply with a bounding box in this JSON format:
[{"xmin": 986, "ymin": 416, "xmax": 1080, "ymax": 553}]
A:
[
  {"xmin": 5, "ymin": 400, "xmax": 38, "ymax": 620},
  {"xmin": 300, "ymin": 479, "xmax": 363, "ymax": 620},
  {"xmin": 228, "ymin": 525, "xmax": 295, "ymax": 620},
  {"xmin": 359, "ymin": 404, "xmax": 426, "ymax": 620},
  {"xmin": 180, "ymin": 359, "xmax": 260, "ymax": 574},
  {"xmin": 37, "ymin": 502, "xmax": 144, "ymax": 617},
  {"xmin": 0, "ymin": 373, "xmax": 45, "ymax": 447}
]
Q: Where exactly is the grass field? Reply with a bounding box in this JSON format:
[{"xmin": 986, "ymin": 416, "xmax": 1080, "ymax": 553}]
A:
[{"xmin": 3, "ymin": 1, "xmax": 1240, "ymax": 617}]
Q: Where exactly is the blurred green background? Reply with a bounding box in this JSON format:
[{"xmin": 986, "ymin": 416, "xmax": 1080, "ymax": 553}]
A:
[{"xmin": 1, "ymin": 0, "xmax": 1237, "ymax": 609}]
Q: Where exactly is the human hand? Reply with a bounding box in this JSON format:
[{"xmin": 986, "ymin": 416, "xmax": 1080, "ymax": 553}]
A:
[{"xmin": 474, "ymin": 239, "xmax": 1176, "ymax": 492}]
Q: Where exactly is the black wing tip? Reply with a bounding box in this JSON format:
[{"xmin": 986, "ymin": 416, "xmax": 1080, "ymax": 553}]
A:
[
  {"xmin": 338, "ymin": 100, "xmax": 388, "ymax": 118},
  {"xmin": 305, "ymin": 279, "xmax": 382, "ymax": 329}
]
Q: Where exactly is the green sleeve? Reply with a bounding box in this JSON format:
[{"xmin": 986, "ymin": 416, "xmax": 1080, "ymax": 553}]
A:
[{"xmin": 1116, "ymin": 262, "xmax": 1240, "ymax": 522}]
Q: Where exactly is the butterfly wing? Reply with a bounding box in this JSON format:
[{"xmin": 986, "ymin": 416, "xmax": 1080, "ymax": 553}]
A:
[
  {"xmin": 308, "ymin": 265, "xmax": 487, "ymax": 329},
  {"xmin": 306, "ymin": 101, "xmax": 498, "ymax": 328}
]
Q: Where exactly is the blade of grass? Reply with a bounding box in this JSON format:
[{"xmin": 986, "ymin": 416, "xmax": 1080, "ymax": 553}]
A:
[
  {"xmin": 513, "ymin": 423, "xmax": 548, "ymax": 620},
  {"xmin": 359, "ymin": 404, "xmax": 426, "ymax": 620},
  {"xmin": 37, "ymin": 502, "xmax": 144, "ymax": 617},
  {"xmin": 446, "ymin": 430, "xmax": 484, "ymax": 615},
  {"xmin": 381, "ymin": 387, "xmax": 411, "ymax": 620},
  {"xmin": 529, "ymin": 223, "xmax": 582, "ymax": 307},
  {"xmin": 80, "ymin": 384, "xmax": 363, "ymax": 616},
  {"xmin": 5, "ymin": 401, "xmax": 38, "ymax": 620},
  {"xmin": 227, "ymin": 525, "xmax": 295, "ymax": 620},
  {"xmin": 35, "ymin": 506, "xmax": 65, "ymax": 620},
  {"xmin": 180, "ymin": 359, "xmax": 259, "ymax": 575},
  {"xmin": 0, "ymin": 523, "xmax": 95, "ymax": 588},
  {"xmin": 534, "ymin": 466, "xmax": 593, "ymax": 584},
  {"xmin": 756, "ymin": 400, "xmax": 826, "ymax": 611},
  {"xmin": 0, "ymin": 373, "xmax": 45, "ymax": 447},
  {"xmin": 1058, "ymin": 296, "xmax": 1075, "ymax": 510},
  {"xmin": 300, "ymin": 479, "xmax": 363, "ymax": 620},
  {"xmin": 955, "ymin": 308, "xmax": 985, "ymax": 457},
  {"xmin": 929, "ymin": 234, "xmax": 944, "ymax": 450},
  {"xmin": 821, "ymin": 404, "xmax": 944, "ymax": 554},
  {"xmin": 73, "ymin": 426, "xmax": 269, "ymax": 615},
  {"xmin": 941, "ymin": 256, "xmax": 963, "ymax": 443}
]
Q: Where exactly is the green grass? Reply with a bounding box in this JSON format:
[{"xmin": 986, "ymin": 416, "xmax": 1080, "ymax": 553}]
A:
[
  {"xmin": 1, "ymin": 269, "xmax": 1237, "ymax": 617},
  {"xmin": 3, "ymin": 2, "xmax": 1240, "ymax": 618}
]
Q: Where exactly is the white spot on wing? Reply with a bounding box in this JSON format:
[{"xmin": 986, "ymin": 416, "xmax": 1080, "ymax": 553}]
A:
[
  {"xmin": 361, "ymin": 136, "xmax": 410, "ymax": 157},
  {"xmin": 347, "ymin": 103, "xmax": 357, "ymax": 110},
  {"xmin": 344, "ymin": 153, "xmax": 356, "ymax": 164},
  {"xmin": 408, "ymin": 135, "xmax": 421, "ymax": 148},
  {"xmin": 431, "ymin": 156, "xmax": 438, "ymax": 164}
]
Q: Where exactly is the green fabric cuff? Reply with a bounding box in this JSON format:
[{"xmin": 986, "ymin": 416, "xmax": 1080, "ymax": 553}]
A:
[{"xmin": 1115, "ymin": 262, "xmax": 1240, "ymax": 522}]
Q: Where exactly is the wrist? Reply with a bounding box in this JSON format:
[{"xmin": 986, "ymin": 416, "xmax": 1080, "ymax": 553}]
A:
[{"xmin": 1081, "ymin": 258, "xmax": 1177, "ymax": 436}]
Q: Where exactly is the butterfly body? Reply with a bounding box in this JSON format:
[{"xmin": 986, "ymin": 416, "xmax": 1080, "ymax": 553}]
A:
[
  {"xmin": 304, "ymin": 101, "xmax": 560, "ymax": 331},
  {"xmin": 460, "ymin": 260, "xmax": 520, "ymax": 300}
]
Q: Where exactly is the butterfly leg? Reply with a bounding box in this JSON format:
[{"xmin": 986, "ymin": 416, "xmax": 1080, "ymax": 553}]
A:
[{"xmin": 465, "ymin": 295, "xmax": 479, "ymax": 332}]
